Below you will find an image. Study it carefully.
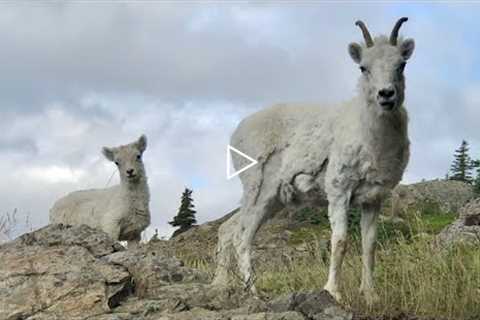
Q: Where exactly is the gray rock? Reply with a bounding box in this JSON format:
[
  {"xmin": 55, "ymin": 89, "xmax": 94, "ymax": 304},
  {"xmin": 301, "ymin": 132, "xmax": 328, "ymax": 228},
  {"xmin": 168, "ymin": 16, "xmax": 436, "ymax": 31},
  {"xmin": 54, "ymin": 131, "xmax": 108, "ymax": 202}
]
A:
[
  {"xmin": 437, "ymin": 198, "xmax": 480, "ymax": 245},
  {"xmin": 156, "ymin": 308, "xmax": 306, "ymax": 320},
  {"xmin": 103, "ymin": 247, "xmax": 209, "ymax": 299},
  {"xmin": 0, "ymin": 227, "xmax": 132, "ymax": 320},
  {"xmin": 269, "ymin": 290, "xmax": 351, "ymax": 320},
  {"xmin": 155, "ymin": 308, "xmax": 225, "ymax": 320},
  {"xmin": 230, "ymin": 312, "xmax": 305, "ymax": 320},
  {"xmin": 82, "ymin": 314, "xmax": 136, "ymax": 320},
  {"xmin": 7, "ymin": 223, "xmax": 123, "ymax": 257}
]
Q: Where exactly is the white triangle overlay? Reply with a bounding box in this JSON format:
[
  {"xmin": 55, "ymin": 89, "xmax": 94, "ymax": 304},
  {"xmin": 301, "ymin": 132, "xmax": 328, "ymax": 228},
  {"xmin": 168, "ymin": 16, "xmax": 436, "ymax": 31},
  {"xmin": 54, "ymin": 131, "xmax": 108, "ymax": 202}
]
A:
[{"xmin": 226, "ymin": 145, "xmax": 258, "ymax": 180}]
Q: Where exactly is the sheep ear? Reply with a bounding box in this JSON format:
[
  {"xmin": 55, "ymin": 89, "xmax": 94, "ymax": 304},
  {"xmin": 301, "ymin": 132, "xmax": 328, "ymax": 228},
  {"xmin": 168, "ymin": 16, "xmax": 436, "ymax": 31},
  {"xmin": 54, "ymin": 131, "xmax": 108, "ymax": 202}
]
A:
[
  {"xmin": 137, "ymin": 135, "xmax": 147, "ymax": 152},
  {"xmin": 102, "ymin": 147, "xmax": 115, "ymax": 161},
  {"xmin": 400, "ymin": 38, "xmax": 415, "ymax": 60},
  {"xmin": 348, "ymin": 42, "xmax": 362, "ymax": 64}
]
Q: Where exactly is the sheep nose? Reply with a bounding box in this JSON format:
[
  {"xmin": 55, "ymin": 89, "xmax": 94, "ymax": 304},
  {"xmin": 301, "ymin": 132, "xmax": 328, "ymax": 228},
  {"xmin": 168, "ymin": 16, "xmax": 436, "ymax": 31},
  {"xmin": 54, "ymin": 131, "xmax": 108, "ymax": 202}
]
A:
[
  {"xmin": 378, "ymin": 87, "xmax": 395, "ymax": 99},
  {"xmin": 126, "ymin": 169, "xmax": 135, "ymax": 176}
]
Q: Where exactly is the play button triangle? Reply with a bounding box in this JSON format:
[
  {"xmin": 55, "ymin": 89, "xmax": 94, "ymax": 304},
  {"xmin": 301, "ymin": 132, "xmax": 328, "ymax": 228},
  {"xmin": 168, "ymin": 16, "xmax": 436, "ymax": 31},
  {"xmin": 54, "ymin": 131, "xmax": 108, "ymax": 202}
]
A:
[{"xmin": 226, "ymin": 145, "xmax": 258, "ymax": 180}]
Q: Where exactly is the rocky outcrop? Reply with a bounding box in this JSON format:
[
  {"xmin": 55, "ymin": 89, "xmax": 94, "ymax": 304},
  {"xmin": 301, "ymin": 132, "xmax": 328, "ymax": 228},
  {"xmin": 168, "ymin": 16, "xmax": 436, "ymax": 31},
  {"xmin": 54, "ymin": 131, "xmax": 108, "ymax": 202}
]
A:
[
  {"xmin": 104, "ymin": 247, "xmax": 209, "ymax": 299},
  {"xmin": 389, "ymin": 180, "xmax": 474, "ymax": 217},
  {"xmin": 0, "ymin": 223, "xmax": 351, "ymax": 320},
  {"xmin": 0, "ymin": 224, "xmax": 132, "ymax": 320},
  {"xmin": 437, "ymin": 198, "xmax": 480, "ymax": 245}
]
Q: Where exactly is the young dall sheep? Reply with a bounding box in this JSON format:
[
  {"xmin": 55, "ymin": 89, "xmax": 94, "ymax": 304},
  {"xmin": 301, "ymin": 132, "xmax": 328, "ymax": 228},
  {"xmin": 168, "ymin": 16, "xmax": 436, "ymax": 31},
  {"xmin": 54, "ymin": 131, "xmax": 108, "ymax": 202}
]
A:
[
  {"xmin": 213, "ymin": 18, "xmax": 415, "ymax": 304},
  {"xmin": 49, "ymin": 135, "xmax": 150, "ymax": 247}
]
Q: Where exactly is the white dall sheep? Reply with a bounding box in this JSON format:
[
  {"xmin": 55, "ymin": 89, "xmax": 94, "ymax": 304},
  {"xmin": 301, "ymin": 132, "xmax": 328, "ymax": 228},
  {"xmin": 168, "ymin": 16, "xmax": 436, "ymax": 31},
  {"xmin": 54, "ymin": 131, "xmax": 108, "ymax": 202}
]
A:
[
  {"xmin": 50, "ymin": 135, "xmax": 150, "ymax": 247},
  {"xmin": 213, "ymin": 18, "xmax": 415, "ymax": 304}
]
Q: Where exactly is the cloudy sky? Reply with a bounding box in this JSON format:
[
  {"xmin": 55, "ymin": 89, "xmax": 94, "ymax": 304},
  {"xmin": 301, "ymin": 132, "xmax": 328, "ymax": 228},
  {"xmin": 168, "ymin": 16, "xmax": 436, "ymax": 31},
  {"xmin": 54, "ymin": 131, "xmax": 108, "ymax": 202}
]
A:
[{"xmin": 1, "ymin": 2, "xmax": 480, "ymax": 238}]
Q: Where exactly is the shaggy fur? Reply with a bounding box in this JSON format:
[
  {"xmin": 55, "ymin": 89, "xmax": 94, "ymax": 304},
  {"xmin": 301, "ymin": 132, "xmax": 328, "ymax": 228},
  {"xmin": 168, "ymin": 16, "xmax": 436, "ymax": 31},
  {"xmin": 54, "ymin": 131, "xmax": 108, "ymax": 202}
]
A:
[
  {"xmin": 213, "ymin": 19, "xmax": 415, "ymax": 304},
  {"xmin": 49, "ymin": 135, "xmax": 150, "ymax": 246}
]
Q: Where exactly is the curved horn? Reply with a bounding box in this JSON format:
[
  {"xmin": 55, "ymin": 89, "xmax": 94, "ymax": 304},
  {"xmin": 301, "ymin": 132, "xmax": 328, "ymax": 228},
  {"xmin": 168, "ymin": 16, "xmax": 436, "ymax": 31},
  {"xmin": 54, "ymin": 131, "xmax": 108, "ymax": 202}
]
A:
[
  {"xmin": 355, "ymin": 20, "xmax": 374, "ymax": 47},
  {"xmin": 390, "ymin": 17, "xmax": 408, "ymax": 46}
]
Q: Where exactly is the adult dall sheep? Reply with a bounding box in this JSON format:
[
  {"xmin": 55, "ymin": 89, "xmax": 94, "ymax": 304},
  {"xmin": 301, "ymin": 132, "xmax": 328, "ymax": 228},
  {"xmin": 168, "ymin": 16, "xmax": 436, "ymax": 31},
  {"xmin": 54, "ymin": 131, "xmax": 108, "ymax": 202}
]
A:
[
  {"xmin": 50, "ymin": 135, "xmax": 150, "ymax": 247},
  {"xmin": 214, "ymin": 18, "xmax": 415, "ymax": 304}
]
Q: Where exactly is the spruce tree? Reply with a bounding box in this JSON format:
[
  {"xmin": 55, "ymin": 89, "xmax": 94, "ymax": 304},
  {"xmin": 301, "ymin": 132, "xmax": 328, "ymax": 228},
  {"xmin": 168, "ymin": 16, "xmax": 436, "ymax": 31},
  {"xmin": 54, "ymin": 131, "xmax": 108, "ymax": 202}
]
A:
[
  {"xmin": 449, "ymin": 140, "xmax": 474, "ymax": 184},
  {"xmin": 169, "ymin": 188, "xmax": 197, "ymax": 236}
]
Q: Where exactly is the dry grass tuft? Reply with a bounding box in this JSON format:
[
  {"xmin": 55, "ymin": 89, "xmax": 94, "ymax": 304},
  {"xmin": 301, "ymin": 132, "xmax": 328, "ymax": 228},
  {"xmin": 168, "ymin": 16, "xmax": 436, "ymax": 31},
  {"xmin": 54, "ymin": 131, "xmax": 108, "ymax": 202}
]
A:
[{"xmin": 256, "ymin": 209, "xmax": 480, "ymax": 320}]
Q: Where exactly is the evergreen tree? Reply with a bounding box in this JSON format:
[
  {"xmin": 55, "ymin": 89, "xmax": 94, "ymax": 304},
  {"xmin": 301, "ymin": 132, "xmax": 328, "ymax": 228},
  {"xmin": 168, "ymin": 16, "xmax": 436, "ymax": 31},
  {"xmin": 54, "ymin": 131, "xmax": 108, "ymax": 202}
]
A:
[
  {"xmin": 449, "ymin": 140, "xmax": 474, "ymax": 184},
  {"xmin": 169, "ymin": 188, "xmax": 197, "ymax": 236}
]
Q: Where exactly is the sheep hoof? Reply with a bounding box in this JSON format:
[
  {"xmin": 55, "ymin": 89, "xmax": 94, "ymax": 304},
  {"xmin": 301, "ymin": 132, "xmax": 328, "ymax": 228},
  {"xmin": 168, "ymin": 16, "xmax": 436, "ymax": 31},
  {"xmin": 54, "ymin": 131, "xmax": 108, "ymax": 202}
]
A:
[{"xmin": 324, "ymin": 285, "xmax": 342, "ymax": 302}]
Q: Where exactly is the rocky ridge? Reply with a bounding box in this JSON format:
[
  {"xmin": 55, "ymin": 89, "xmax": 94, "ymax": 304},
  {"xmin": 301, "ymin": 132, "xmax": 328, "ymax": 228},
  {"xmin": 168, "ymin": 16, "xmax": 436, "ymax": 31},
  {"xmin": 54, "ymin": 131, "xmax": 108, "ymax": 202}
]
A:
[
  {"xmin": 389, "ymin": 179, "xmax": 474, "ymax": 217},
  {"xmin": 0, "ymin": 224, "xmax": 351, "ymax": 320}
]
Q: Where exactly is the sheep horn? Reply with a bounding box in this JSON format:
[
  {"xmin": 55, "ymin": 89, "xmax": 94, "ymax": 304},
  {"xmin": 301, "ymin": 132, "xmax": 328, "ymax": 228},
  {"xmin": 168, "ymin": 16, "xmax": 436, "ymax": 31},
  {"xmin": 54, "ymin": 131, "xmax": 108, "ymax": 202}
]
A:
[
  {"xmin": 355, "ymin": 20, "xmax": 374, "ymax": 47},
  {"xmin": 390, "ymin": 17, "xmax": 408, "ymax": 46}
]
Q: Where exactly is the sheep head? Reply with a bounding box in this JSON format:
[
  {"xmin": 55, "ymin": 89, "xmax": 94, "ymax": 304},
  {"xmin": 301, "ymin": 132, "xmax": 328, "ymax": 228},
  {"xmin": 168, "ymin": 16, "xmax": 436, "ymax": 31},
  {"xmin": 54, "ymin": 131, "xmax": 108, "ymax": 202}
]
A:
[
  {"xmin": 102, "ymin": 135, "xmax": 148, "ymax": 184},
  {"xmin": 348, "ymin": 17, "xmax": 415, "ymax": 113}
]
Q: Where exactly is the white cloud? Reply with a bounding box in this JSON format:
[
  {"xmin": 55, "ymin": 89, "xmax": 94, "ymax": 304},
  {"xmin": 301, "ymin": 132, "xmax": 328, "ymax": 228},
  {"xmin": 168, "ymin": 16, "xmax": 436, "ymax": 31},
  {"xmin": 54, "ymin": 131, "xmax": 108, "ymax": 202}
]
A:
[{"xmin": 24, "ymin": 166, "xmax": 86, "ymax": 184}]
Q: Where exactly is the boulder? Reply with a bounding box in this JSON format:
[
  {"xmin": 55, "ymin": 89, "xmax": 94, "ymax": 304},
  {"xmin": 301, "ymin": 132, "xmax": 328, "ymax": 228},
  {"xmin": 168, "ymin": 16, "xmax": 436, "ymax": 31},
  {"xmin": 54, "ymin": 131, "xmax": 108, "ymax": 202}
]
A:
[
  {"xmin": 268, "ymin": 290, "xmax": 352, "ymax": 320},
  {"xmin": 437, "ymin": 197, "xmax": 480, "ymax": 245},
  {"xmin": 0, "ymin": 224, "xmax": 132, "ymax": 320}
]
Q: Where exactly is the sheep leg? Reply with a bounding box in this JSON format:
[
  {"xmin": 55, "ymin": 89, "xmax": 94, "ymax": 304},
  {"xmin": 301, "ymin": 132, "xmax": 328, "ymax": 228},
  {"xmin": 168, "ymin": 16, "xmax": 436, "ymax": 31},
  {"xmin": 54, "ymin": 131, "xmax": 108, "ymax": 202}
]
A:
[
  {"xmin": 235, "ymin": 199, "xmax": 273, "ymax": 293},
  {"xmin": 214, "ymin": 187, "xmax": 278, "ymax": 293},
  {"xmin": 213, "ymin": 212, "xmax": 242, "ymax": 286},
  {"xmin": 214, "ymin": 201, "xmax": 271, "ymax": 292},
  {"xmin": 324, "ymin": 196, "xmax": 349, "ymax": 301},
  {"xmin": 360, "ymin": 203, "xmax": 380, "ymax": 305}
]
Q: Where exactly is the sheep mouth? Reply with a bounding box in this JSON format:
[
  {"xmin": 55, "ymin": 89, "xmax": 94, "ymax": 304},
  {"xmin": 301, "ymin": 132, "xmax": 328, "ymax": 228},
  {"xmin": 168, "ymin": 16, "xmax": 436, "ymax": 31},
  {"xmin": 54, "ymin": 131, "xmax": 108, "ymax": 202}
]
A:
[{"xmin": 379, "ymin": 100, "xmax": 396, "ymax": 110}]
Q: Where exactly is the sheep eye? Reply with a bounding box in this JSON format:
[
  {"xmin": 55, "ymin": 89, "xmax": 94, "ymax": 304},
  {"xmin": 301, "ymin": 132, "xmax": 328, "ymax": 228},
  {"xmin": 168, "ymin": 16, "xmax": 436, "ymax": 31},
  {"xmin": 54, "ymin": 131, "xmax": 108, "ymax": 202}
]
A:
[
  {"xmin": 397, "ymin": 62, "xmax": 406, "ymax": 74},
  {"xmin": 115, "ymin": 161, "xmax": 119, "ymax": 166},
  {"xmin": 359, "ymin": 66, "xmax": 368, "ymax": 74},
  {"xmin": 136, "ymin": 154, "xmax": 141, "ymax": 160}
]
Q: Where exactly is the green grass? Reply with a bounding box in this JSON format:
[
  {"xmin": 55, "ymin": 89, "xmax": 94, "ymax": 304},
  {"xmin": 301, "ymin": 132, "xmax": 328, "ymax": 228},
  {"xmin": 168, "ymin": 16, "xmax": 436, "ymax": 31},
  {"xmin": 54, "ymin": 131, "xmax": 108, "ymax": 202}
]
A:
[
  {"xmin": 415, "ymin": 211, "xmax": 457, "ymax": 234},
  {"xmin": 256, "ymin": 235, "xmax": 480, "ymax": 320},
  {"xmin": 294, "ymin": 206, "xmax": 329, "ymax": 226},
  {"xmin": 287, "ymin": 225, "xmax": 329, "ymax": 246}
]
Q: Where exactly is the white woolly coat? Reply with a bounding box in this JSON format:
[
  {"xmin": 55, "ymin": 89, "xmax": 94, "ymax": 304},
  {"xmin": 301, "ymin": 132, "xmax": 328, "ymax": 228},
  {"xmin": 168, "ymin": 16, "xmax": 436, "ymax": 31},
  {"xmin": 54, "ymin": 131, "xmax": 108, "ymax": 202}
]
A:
[
  {"xmin": 231, "ymin": 98, "xmax": 409, "ymax": 207},
  {"xmin": 49, "ymin": 180, "xmax": 150, "ymax": 241}
]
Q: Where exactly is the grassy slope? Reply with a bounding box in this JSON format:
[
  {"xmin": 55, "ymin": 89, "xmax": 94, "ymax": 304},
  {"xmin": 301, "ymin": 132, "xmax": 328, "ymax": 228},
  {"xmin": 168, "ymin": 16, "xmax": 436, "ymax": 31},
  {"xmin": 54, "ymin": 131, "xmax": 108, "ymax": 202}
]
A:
[
  {"xmin": 176, "ymin": 202, "xmax": 479, "ymax": 319},
  {"xmin": 256, "ymin": 203, "xmax": 480, "ymax": 320}
]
